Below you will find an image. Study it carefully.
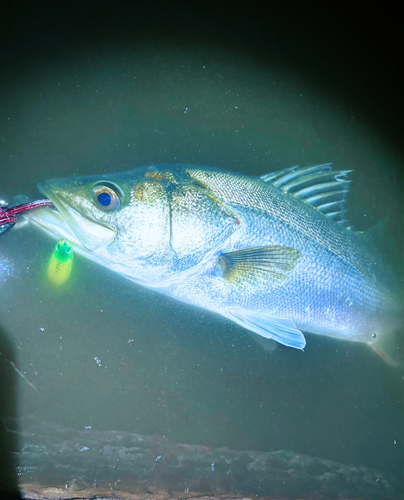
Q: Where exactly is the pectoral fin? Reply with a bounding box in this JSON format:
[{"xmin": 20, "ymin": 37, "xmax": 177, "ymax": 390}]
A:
[
  {"xmin": 222, "ymin": 309, "xmax": 306, "ymax": 350},
  {"xmin": 219, "ymin": 245, "xmax": 300, "ymax": 289}
]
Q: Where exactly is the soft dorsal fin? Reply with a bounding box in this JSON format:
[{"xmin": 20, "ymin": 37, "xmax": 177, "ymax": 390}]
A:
[
  {"xmin": 357, "ymin": 219, "xmax": 397, "ymax": 259},
  {"xmin": 260, "ymin": 164, "xmax": 353, "ymax": 227}
]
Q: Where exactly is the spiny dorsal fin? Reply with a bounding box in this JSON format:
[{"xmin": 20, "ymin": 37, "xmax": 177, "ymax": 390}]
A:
[{"xmin": 260, "ymin": 164, "xmax": 353, "ymax": 227}]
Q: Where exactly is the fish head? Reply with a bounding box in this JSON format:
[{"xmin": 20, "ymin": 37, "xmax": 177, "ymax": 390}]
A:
[{"xmin": 29, "ymin": 165, "xmax": 240, "ymax": 285}]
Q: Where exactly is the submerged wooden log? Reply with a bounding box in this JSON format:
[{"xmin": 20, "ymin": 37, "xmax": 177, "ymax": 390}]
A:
[{"xmin": 15, "ymin": 418, "xmax": 400, "ymax": 500}]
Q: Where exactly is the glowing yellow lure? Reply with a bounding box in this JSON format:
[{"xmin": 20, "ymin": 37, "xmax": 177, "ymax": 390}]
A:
[{"xmin": 46, "ymin": 239, "xmax": 73, "ymax": 286}]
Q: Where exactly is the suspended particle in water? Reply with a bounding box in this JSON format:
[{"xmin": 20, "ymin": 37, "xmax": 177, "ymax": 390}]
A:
[{"xmin": 0, "ymin": 256, "xmax": 15, "ymax": 281}]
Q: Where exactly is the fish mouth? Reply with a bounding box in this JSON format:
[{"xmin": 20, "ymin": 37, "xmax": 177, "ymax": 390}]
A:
[{"xmin": 27, "ymin": 183, "xmax": 116, "ymax": 252}]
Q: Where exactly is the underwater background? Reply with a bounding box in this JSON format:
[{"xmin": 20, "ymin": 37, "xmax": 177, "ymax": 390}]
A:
[{"xmin": 0, "ymin": 0, "xmax": 402, "ymax": 498}]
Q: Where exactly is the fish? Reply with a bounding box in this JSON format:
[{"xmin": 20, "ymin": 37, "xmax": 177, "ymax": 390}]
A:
[
  {"xmin": 22, "ymin": 163, "xmax": 402, "ymax": 363},
  {"xmin": 46, "ymin": 239, "xmax": 73, "ymax": 286}
]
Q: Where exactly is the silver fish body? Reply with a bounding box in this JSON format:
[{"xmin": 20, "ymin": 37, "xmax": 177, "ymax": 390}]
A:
[{"xmin": 24, "ymin": 163, "xmax": 401, "ymax": 359}]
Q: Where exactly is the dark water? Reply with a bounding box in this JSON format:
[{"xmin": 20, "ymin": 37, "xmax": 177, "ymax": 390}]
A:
[{"xmin": 0, "ymin": 1, "xmax": 403, "ymax": 499}]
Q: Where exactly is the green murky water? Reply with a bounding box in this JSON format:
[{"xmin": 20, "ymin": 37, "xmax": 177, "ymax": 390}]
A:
[{"xmin": 0, "ymin": 2, "xmax": 402, "ymax": 498}]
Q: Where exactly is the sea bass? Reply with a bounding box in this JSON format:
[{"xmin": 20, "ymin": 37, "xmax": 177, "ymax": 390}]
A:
[{"xmin": 23, "ymin": 163, "xmax": 401, "ymax": 362}]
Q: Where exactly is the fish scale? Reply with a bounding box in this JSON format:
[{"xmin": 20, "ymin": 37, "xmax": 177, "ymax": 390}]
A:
[
  {"xmin": 23, "ymin": 163, "xmax": 401, "ymax": 363},
  {"xmin": 185, "ymin": 167, "xmax": 380, "ymax": 285}
]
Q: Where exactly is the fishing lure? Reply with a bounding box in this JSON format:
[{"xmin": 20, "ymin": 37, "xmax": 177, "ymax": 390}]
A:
[{"xmin": 47, "ymin": 239, "xmax": 73, "ymax": 286}]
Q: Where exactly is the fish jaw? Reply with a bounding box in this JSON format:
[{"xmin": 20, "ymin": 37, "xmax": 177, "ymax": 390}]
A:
[{"xmin": 27, "ymin": 182, "xmax": 117, "ymax": 253}]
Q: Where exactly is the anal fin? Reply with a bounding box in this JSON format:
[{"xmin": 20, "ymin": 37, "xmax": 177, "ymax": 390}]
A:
[{"xmin": 370, "ymin": 331, "xmax": 404, "ymax": 368}]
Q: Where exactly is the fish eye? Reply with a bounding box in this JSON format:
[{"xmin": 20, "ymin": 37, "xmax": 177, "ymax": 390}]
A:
[{"xmin": 92, "ymin": 184, "xmax": 121, "ymax": 210}]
